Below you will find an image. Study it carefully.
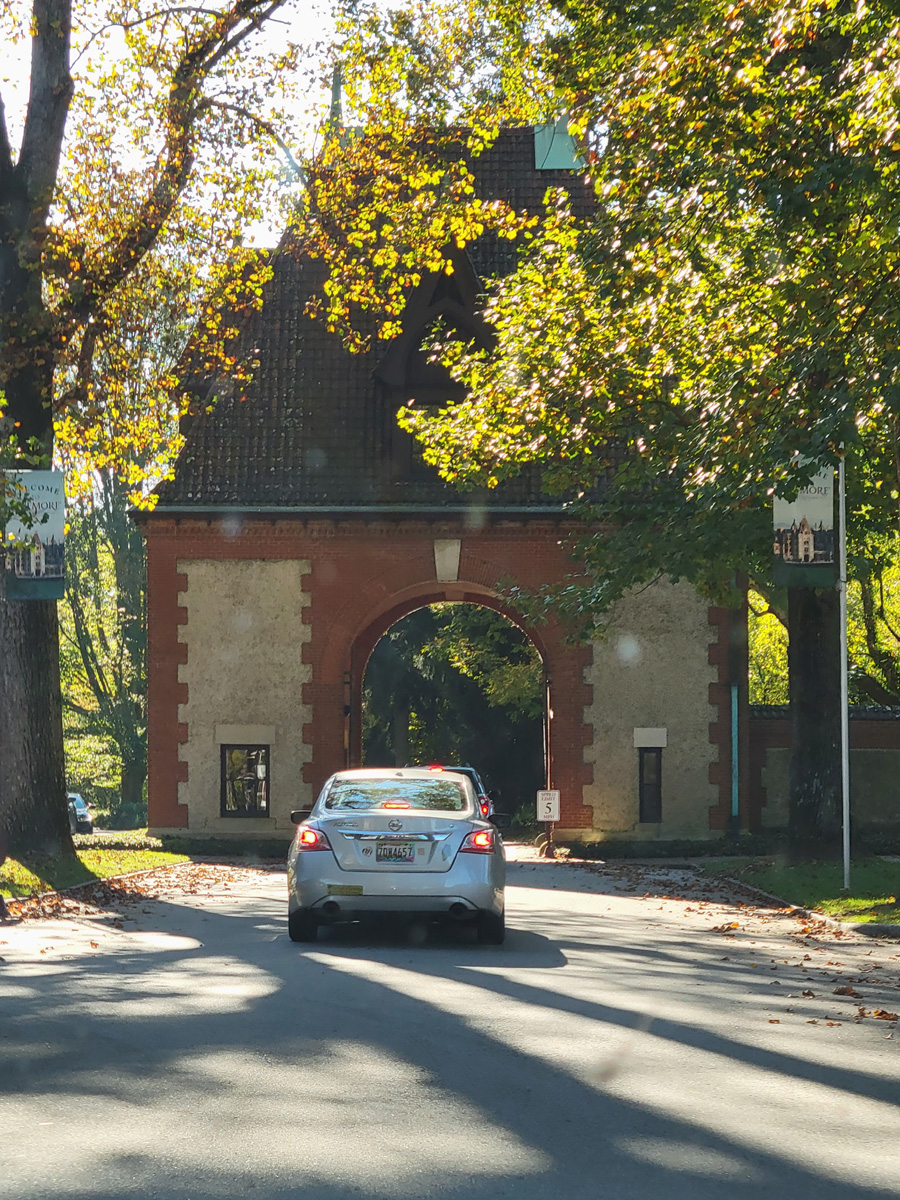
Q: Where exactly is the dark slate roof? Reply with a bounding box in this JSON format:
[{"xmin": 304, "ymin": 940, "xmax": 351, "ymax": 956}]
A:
[{"xmin": 154, "ymin": 127, "xmax": 594, "ymax": 513}]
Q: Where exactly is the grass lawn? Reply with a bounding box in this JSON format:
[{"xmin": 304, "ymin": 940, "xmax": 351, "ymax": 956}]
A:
[
  {"xmin": 0, "ymin": 848, "xmax": 189, "ymax": 899},
  {"xmin": 703, "ymin": 856, "xmax": 900, "ymax": 923}
]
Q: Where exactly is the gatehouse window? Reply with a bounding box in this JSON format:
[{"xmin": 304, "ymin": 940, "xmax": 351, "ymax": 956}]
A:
[
  {"xmin": 638, "ymin": 748, "xmax": 662, "ymax": 823},
  {"xmin": 220, "ymin": 745, "xmax": 269, "ymax": 818}
]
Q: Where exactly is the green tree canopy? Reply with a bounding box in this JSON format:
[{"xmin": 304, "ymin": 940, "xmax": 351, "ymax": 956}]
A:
[{"xmin": 315, "ymin": 0, "xmax": 900, "ymax": 853}]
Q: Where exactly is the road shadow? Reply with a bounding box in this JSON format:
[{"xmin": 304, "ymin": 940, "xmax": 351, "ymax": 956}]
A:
[
  {"xmin": 312, "ymin": 916, "xmax": 568, "ymax": 967},
  {"xmin": 1, "ymin": 867, "xmax": 897, "ymax": 1200}
]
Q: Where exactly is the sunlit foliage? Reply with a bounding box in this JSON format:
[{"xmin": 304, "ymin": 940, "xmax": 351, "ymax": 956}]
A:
[
  {"xmin": 57, "ymin": 469, "xmax": 147, "ymax": 825},
  {"xmin": 1, "ymin": 0, "xmax": 320, "ymax": 495}
]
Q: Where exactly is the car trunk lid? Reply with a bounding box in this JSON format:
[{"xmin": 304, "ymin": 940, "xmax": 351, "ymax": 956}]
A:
[{"xmin": 318, "ymin": 812, "xmax": 471, "ymax": 873}]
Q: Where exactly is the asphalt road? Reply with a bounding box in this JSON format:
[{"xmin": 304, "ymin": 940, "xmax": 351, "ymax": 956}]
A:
[{"xmin": 1, "ymin": 849, "xmax": 899, "ymax": 1200}]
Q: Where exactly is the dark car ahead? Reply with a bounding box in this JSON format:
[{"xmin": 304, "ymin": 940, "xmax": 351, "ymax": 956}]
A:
[
  {"xmin": 408, "ymin": 764, "xmax": 495, "ymax": 818},
  {"xmin": 67, "ymin": 793, "xmax": 93, "ymax": 834}
]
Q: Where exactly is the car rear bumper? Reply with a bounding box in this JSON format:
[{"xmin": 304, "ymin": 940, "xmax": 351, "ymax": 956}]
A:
[{"xmin": 287, "ymin": 853, "xmax": 504, "ymax": 919}]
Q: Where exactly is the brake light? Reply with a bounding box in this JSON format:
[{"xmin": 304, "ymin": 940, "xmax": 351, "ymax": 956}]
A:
[
  {"xmin": 480, "ymin": 801, "xmax": 490, "ymax": 818},
  {"xmin": 427, "ymin": 765, "xmax": 444, "ymax": 772},
  {"xmin": 383, "ymin": 801, "xmax": 411, "ymax": 809},
  {"xmin": 296, "ymin": 826, "xmax": 331, "ymax": 851},
  {"xmin": 460, "ymin": 828, "xmax": 494, "ymax": 854}
]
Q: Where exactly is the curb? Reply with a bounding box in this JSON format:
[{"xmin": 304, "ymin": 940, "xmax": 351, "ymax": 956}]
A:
[
  {"xmin": 3, "ymin": 856, "xmax": 285, "ymax": 915},
  {"xmin": 718, "ymin": 875, "xmax": 900, "ymax": 940},
  {"xmin": 562, "ymin": 856, "xmax": 900, "ymax": 942},
  {"xmin": 3, "ymin": 858, "xmax": 194, "ymax": 913}
]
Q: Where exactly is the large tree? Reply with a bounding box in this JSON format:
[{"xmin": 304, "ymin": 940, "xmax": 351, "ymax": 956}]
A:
[{"xmin": 0, "ymin": 0, "xmax": 314, "ymax": 852}]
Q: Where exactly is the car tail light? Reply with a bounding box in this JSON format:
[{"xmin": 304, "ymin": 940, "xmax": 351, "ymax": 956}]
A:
[
  {"xmin": 296, "ymin": 826, "xmax": 331, "ymax": 851},
  {"xmin": 460, "ymin": 828, "xmax": 494, "ymax": 854},
  {"xmin": 480, "ymin": 800, "xmax": 490, "ymax": 818}
]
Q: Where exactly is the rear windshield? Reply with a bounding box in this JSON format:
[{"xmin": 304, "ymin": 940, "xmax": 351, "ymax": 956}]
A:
[{"xmin": 323, "ymin": 778, "xmax": 468, "ymax": 812}]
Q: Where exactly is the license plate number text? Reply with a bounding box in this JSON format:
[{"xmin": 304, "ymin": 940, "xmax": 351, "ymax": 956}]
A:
[{"xmin": 376, "ymin": 841, "xmax": 415, "ymax": 863}]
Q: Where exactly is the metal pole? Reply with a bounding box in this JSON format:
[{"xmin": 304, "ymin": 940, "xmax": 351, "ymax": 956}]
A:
[
  {"xmin": 838, "ymin": 456, "xmax": 851, "ymax": 891},
  {"xmin": 731, "ymin": 683, "xmax": 740, "ymax": 821}
]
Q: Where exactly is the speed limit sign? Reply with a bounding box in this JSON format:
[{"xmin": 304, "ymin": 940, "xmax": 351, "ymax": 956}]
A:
[{"xmin": 536, "ymin": 789, "xmax": 560, "ymax": 822}]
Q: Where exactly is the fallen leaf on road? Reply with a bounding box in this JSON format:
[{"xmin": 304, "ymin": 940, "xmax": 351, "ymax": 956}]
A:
[
  {"xmin": 873, "ymin": 1010, "xmax": 899, "ymax": 1021},
  {"xmin": 802, "ymin": 990, "xmax": 816, "ymax": 997},
  {"xmin": 834, "ymin": 986, "xmax": 862, "ymax": 998},
  {"xmin": 768, "ymin": 1019, "xmax": 781, "ymax": 1024}
]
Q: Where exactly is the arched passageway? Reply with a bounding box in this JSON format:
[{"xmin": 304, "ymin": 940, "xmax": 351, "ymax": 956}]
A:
[{"xmin": 360, "ymin": 602, "xmax": 546, "ymax": 820}]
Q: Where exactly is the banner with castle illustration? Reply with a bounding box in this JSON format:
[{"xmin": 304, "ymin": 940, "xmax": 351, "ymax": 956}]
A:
[
  {"xmin": 773, "ymin": 466, "xmax": 836, "ymax": 587},
  {"xmin": 2, "ymin": 471, "xmax": 66, "ymax": 600}
]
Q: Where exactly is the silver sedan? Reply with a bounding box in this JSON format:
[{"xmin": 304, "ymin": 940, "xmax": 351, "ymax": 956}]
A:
[{"xmin": 287, "ymin": 768, "xmax": 507, "ymax": 944}]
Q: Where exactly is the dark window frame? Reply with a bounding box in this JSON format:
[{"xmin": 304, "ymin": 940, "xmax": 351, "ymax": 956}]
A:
[
  {"xmin": 638, "ymin": 747, "xmax": 662, "ymax": 823},
  {"xmin": 220, "ymin": 744, "xmax": 270, "ymax": 819}
]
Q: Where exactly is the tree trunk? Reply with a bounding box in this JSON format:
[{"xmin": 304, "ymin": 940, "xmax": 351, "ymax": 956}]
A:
[
  {"xmin": 393, "ymin": 707, "xmax": 410, "ymax": 766},
  {"xmin": 120, "ymin": 746, "xmax": 147, "ymax": 814},
  {"xmin": 0, "ymin": 568, "xmax": 70, "ymax": 856},
  {"xmin": 788, "ymin": 585, "xmax": 842, "ymax": 860}
]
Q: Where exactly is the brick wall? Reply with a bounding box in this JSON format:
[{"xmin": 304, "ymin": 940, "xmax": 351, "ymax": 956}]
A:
[{"xmin": 749, "ymin": 708, "xmax": 900, "ymax": 830}]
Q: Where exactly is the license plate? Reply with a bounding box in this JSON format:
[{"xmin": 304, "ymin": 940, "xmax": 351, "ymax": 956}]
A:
[
  {"xmin": 376, "ymin": 840, "xmax": 415, "ymax": 863},
  {"xmin": 327, "ymin": 884, "xmax": 363, "ymax": 896}
]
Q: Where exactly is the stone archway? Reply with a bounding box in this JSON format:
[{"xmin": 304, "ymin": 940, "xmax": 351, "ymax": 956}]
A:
[
  {"xmin": 348, "ymin": 589, "xmax": 550, "ymax": 793},
  {"xmin": 303, "ymin": 522, "xmax": 595, "ymax": 832}
]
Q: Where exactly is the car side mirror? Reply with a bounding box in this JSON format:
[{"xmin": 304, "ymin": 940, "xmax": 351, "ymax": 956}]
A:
[
  {"xmin": 290, "ymin": 809, "xmax": 313, "ymax": 824},
  {"xmin": 489, "ymin": 813, "xmax": 511, "ymax": 829}
]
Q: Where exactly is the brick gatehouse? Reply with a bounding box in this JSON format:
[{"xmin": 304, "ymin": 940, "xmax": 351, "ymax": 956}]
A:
[{"xmin": 137, "ymin": 129, "xmax": 747, "ymax": 843}]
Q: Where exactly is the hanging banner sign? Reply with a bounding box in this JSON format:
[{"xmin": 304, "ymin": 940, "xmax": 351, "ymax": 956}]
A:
[
  {"xmin": 2, "ymin": 471, "xmax": 66, "ymax": 600},
  {"xmin": 773, "ymin": 466, "xmax": 836, "ymax": 588}
]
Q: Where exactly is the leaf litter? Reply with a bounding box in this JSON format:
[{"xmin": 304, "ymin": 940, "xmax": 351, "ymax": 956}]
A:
[{"xmin": 4, "ymin": 861, "xmax": 280, "ymax": 924}]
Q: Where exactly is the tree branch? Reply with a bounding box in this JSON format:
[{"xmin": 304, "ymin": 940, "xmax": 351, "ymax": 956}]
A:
[
  {"xmin": 61, "ymin": 0, "xmax": 288, "ymax": 324},
  {"xmin": 18, "ymin": 0, "xmax": 73, "ymax": 225},
  {"xmin": 207, "ymin": 99, "xmax": 307, "ymax": 181},
  {"xmin": 68, "ymin": 584, "xmax": 112, "ymax": 706},
  {"xmin": 70, "ymin": 8, "xmax": 231, "ymax": 69}
]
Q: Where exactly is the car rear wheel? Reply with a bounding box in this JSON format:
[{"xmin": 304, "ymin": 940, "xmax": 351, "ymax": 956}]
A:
[
  {"xmin": 288, "ymin": 909, "xmax": 319, "ymax": 943},
  {"xmin": 477, "ymin": 910, "xmax": 505, "ymax": 945}
]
